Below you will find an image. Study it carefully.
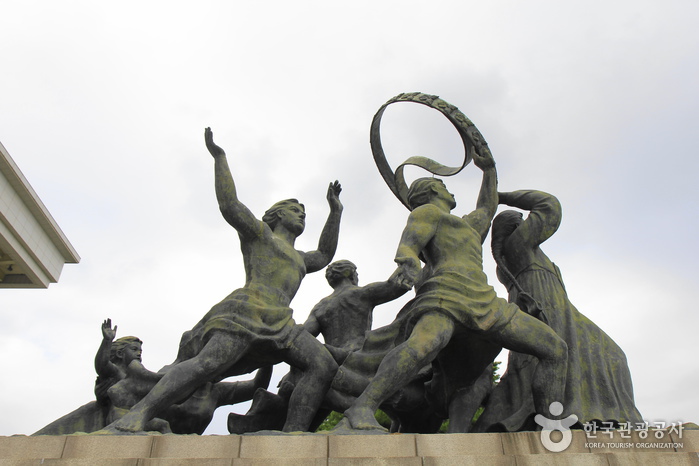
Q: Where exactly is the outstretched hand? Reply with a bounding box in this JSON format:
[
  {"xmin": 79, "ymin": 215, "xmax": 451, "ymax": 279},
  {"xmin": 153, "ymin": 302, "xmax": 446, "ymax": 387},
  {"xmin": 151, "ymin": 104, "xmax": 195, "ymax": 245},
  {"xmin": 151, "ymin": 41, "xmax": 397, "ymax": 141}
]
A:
[
  {"xmin": 327, "ymin": 180, "xmax": 343, "ymax": 211},
  {"xmin": 389, "ymin": 258, "xmax": 420, "ymax": 290},
  {"xmin": 471, "ymin": 144, "xmax": 495, "ymax": 171},
  {"xmin": 205, "ymin": 127, "xmax": 226, "ymax": 158},
  {"xmin": 102, "ymin": 318, "xmax": 116, "ymax": 341}
]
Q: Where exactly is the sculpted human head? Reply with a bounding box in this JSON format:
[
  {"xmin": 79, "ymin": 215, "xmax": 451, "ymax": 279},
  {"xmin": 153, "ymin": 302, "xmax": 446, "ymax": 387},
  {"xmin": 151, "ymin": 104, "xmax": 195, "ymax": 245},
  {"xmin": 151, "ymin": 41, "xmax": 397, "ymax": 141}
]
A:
[
  {"xmin": 263, "ymin": 199, "xmax": 306, "ymax": 234},
  {"xmin": 325, "ymin": 260, "xmax": 358, "ymax": 287},
  {"xmin": 491, "ymin": 210, "xmax": 525, "ymax": 289},
  {"xmin": 491, "ymin": 209, "xmax": 524, "ymax": 268},
  {"xmin": 111, "ymin": 336, "xmax": 143, "ymax": 365},
  {"xmin": 493, "ymin": 210, "xmax": 524, "ymax": 238},
  {"xmin": 407, "ymin": 178, "xmax": 456, "ymax": 210}
]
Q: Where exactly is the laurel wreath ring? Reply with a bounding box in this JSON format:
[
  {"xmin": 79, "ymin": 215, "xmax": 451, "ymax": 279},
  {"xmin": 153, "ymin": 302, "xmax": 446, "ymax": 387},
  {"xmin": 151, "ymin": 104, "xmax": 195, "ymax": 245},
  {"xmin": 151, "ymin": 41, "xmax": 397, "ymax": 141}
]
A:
[{"xmin": 370, "ymin": 92, "xmax": 489, "ymax": 209}]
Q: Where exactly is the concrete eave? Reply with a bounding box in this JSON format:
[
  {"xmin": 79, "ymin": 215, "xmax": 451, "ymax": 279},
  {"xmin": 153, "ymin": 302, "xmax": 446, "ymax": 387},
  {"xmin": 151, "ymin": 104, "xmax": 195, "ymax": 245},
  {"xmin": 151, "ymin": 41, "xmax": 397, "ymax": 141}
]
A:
[{"xmin": 0, "ymin": 141, "xmax": 80, "ymax": 288}]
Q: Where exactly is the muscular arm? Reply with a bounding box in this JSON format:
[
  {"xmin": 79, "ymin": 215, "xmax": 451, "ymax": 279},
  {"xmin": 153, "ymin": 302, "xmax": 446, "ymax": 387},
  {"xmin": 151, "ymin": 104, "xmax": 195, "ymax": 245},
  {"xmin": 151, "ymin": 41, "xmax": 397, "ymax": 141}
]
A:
[
  {"xmin": 360, "ymin": 281, "xmax": 409, "ymax": 306},
  {"xmin": 95, "ymin": 319, "xmax": 119, "ymax": 379},
  {"xmin": 303, "ymin": 308, "xmax": 322, "ymax": 337},
  {"xmin": 390, "ymin": 205, "xmax": 440, "ymax": 289},
  {"xmin": 304, "ymin": 181, "xmax": 343, "ymax": 273},
  {"xmin": 126, "ymin": 360, "xmax": 163, "ymax": 384},
  {"xmin": 206, "ymin": 128, "xmax": 264, "ymax": 239},
  {"xmin": 214, "ymin": 366, "xmax": 273, "ymax": 406},
  {"xmin": 464, "ymin": 146, "xmax": 498, "ymax": 242},
  {"xmin": 498, "ymin": 190, "xmax": 562, "ymax": 247}
]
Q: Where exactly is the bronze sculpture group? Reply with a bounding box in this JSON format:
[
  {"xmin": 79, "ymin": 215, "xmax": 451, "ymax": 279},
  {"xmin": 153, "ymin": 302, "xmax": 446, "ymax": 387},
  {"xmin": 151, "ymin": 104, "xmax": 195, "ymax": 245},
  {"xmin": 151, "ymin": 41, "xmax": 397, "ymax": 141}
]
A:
[{"xmin": 35, "ymin": 93, "xmax": 642, "ymax": 436}]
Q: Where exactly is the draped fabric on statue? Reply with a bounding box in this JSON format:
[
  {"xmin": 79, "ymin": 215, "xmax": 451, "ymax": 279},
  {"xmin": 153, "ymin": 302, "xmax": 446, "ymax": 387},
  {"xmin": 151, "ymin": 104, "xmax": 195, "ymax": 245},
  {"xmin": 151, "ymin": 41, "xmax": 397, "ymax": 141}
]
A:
[
  {"xmin": 175, "ymin": 283, "xmax": 302, "ymax": 375},
  {"xmin": 475, "ymin": 191, "xmax": 642, "ymax": 432}
]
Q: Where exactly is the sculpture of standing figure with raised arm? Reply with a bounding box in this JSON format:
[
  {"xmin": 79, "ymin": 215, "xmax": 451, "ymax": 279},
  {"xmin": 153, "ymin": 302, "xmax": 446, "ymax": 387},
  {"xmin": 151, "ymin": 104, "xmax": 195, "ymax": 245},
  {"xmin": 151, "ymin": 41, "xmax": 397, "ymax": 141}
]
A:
[
  {"xmin": 103, "ymin": 128, "xmax": 343, "ymax": 433},
  {"xmin": 342, "ymin": 147, "xmax": 569, "ymax": 432}
]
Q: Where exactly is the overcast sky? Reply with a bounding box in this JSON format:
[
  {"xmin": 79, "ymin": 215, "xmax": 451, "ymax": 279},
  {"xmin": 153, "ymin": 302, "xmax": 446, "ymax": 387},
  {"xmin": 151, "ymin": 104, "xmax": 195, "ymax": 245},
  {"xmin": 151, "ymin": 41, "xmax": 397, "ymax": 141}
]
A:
[{"xmin": 1, "ymin": 1, "xmax": 697, "ymax": 436}]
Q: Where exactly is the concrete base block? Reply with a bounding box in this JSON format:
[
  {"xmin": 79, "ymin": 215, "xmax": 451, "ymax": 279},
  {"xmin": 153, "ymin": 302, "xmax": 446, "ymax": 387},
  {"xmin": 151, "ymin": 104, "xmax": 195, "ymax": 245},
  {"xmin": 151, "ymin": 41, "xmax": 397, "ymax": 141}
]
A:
[
  {"xmin": 151, "ymin": 435, "xmax": 239, "ymax": 459},
  {"xmin": 0, "ymin": 435, "xmax": 66, "ymax": 460},
  {"xmin": 676, "ymin": 430, "xmax": 699, "ymax": 453},
  {"xmin": 239, "ymin": 434, "xmax": 327, "ymax": 459},
  {"xmin": 61, "ymin": 435, "xmax": 154, "ymax": 459},
  {"xmin": 422, "ymin": 455, "xmax": 515, "ymax": 465},
  {"xmin": 235, "ymin": 459, "xmax": 326, "ymax": 466},
  {"xmin": 5, "ymin": 430, "xmax": 696, "ymax": 464},
  {"xmin": 143, "ymin": 460, "xmax": 233, "ymax": 466},
  {"xmin": 328, "ymin": 434, "xmax": 416, "ymax": 458},
  {"xmin": 416, "ymin": 433, "xmax": 503, "ymax": 456},
  {"xmin": 502, "ymin": 430, "xmax": 590, "ymax": 455},
  {"xmin": 604, "ymin": 452, "xmax": 699, "ymax": 465},
  {"xmin": 328, "ymin": 458, "xmax": 422, "ymax": 466}
]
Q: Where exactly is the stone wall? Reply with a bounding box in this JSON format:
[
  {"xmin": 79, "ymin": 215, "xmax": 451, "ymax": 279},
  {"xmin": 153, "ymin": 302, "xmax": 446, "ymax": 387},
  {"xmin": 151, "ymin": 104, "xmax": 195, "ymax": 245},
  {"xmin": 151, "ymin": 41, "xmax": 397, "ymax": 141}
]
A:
[{"xmin": 1, "ymin": 430, "xmax": 697, "ymax": 465}]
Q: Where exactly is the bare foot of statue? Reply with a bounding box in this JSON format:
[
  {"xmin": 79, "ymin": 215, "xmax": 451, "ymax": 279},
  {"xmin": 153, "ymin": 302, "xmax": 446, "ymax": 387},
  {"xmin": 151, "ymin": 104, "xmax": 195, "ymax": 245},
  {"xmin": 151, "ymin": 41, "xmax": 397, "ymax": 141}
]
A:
[
  {"xmin": 344, "ymin": 406, "xmax": 388, "ymax": 432},
  {"xmin": 92, "ymin": 424, "xmax": 141, "ymax": 435},
  {"xmin": 104, "ymin": 411, "xmax": 148, "ymax": 434}
]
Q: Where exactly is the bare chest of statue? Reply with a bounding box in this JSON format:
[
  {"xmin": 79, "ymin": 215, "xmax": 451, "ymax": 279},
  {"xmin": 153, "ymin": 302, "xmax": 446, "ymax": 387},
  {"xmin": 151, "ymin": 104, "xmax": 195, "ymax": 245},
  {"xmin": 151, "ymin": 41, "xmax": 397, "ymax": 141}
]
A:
[
  {"xmin": 241, "ymin": 232, "xmax": 307, "ymax": 302},
  {"xmin": 425, "ymin": 212, "xmax": 483, "ymax": 270}
]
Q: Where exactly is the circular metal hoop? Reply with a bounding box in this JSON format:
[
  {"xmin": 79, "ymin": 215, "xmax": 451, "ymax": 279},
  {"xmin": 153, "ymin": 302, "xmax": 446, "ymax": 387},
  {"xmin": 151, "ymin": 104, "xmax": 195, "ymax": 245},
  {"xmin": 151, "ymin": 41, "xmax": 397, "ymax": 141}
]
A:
[{"xmin": 370, "ymin": 92, "xmax": 489, "ymax": 209}]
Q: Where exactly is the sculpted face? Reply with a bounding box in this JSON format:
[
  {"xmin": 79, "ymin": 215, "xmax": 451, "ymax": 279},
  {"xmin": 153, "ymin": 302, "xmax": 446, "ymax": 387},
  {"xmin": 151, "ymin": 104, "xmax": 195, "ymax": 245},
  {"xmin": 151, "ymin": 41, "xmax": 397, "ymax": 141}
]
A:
[
  {"xmin": 119, "ymin": 341, "xmax": 142, "ymax": 365},
  {"xmin": 278, "ymin": 203, "xmax": 306, "ymax": 235},
  {"xmin": 432, "ymin": 180, "xmax": 457, "ymax": 209},
  {"xmin": 350, "ymin": 270, "xmax": 359, "ymax": 286}
]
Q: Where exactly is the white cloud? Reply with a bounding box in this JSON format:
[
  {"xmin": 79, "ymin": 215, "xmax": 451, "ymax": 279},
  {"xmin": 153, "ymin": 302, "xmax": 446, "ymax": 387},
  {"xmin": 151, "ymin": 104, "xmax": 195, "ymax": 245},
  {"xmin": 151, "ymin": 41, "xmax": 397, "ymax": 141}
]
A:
[{"xmin": 1, "ymin": 0, "xmax": 697, "ymax": 435}]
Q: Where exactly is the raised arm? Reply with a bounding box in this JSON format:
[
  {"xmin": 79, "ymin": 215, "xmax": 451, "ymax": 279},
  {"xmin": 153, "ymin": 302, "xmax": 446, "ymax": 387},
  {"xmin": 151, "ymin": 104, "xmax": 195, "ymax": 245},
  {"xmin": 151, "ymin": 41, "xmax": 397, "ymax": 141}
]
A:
[
  {"xmin": 304, "ymin": 181, "xmax": 343, "ymax": 273},
  {"xmin": 360, "ymin": 280, "xmax": 409, "ymax": 306},
  {"xmin": 498, "ymin": 190, "xmax": 562, "ymax": 247},
  {"xmin": 95, "ymin": 319, "xmax": 119, "ymax": 379},
  {"xmin": 205, "ymin": 127, "xmax": 264, "ymax": 239},
  {"xmin": 389, "ymin": 205, "xmax": 440, "ymax": 289},
  {"xmin": 464, "ymin": 146, "xmax": 498, "ymax": 242}
]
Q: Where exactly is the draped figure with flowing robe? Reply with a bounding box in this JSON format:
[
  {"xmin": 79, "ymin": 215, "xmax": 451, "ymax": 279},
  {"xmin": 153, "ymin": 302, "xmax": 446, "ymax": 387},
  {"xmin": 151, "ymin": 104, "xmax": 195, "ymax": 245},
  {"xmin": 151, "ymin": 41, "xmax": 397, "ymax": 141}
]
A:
[{"xmin": 476, "ymin": 190, "xmax": 643, "ymax": 432}]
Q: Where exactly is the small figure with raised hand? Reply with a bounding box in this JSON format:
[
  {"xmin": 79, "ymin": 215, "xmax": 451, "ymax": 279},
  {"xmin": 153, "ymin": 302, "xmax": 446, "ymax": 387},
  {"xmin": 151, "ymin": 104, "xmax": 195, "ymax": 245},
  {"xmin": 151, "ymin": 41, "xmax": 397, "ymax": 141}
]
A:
[
  {"xmin": 34, "ymin": 319, "xmax": 162, "ymax": 435},
  {"xmin": 94, "ymin": 318, "xmax": 142, "ymax": 405}
]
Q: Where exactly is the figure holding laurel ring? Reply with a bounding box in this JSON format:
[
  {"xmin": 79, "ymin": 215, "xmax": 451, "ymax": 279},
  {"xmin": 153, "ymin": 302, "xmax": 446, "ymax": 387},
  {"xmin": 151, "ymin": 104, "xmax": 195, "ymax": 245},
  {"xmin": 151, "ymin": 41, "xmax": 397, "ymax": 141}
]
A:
[{"xmin": 343, "ymin": 143, "xmax": 569, "ymax": 432}]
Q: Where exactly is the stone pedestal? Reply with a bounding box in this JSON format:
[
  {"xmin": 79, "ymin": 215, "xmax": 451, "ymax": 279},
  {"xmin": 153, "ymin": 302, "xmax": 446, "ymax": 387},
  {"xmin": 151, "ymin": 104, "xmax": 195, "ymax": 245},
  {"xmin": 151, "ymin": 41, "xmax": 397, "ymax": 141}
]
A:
[{"xmin": 1, "ymin": 430, "xmax": 697, "ymax": 465}]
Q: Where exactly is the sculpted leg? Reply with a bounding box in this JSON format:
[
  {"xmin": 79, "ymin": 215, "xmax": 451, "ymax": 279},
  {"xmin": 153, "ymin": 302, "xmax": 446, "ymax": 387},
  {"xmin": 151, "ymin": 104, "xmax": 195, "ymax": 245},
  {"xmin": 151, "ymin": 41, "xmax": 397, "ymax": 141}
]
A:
[
  {"xmin": 447, "ymin": 368, "xmax": 494, "ymax": 433},
  {"xmin": 345, "ymin": 312, "xmax": 454, "ymax": 431},
  {"xmin": 107, "ymin": 333, "xmax": 245, "ymax": 433},
  {"xmin": 493, "ymin": 312, "xmax": 568, "ymax": 416},
  {"xmin": 282, "ymin": 331, "xmax": 338, "ymax": 432}
]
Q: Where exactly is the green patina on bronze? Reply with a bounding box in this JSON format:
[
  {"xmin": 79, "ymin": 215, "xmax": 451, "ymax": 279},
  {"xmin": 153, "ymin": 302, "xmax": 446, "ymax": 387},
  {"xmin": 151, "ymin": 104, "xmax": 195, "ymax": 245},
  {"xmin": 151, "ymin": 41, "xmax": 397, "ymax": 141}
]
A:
[
  {"xmin": 342, "ymin": 102, "xmax": 569, "ymax": 432},
  {"xmin": 227, "ymin": 259, "xmax": 409, "ymax": 434},
  {"xmin": 370, "ymin": 92, "xmax": 490, "ymax": 209},
  {"xmin": 34, "ymin": 94, "xmax": 647, "ymax": 436},
  {"xmin": 91, "ymin": 128, "xmax": 344, "ymax": 434},
  {"xmin": 474, "ymin": 190, "xmax": 643, "ymax": 432},
  {"xmin": 35, "ymin": 319, "xmax": 272, "ymax": 435}
]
